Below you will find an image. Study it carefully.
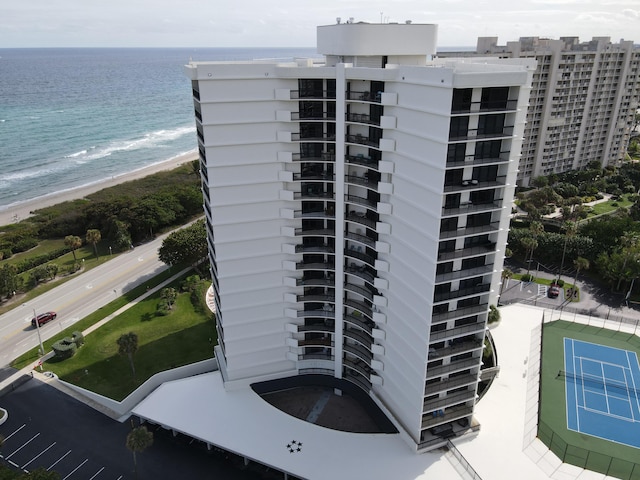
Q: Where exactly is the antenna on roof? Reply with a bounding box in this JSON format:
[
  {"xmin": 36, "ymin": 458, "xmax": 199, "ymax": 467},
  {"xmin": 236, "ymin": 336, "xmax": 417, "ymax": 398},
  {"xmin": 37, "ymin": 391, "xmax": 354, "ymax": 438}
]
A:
[{"xmin": 336, "ymin": 17, "xmax": 341, "ymax": 24}]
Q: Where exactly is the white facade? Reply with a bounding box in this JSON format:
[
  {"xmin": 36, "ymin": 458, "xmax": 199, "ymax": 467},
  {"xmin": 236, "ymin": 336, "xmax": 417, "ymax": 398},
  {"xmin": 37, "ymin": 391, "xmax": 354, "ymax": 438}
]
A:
[
  {"xmin": 186, "ymin": 22, "xmax": 534, "ymax": 451},
  {"xmin": 445, "ymin": 36, "xmax": 640, "ymax": 186}
]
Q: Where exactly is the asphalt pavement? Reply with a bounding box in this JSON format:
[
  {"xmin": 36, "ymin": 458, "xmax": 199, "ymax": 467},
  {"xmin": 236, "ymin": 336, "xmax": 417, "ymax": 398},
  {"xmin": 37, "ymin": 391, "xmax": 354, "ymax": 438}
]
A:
[
  {"xmin": 500, "ymin": 258, "xmax": 640, "ymax": 324},
  {"xmin": 0, "ymin": 377, "xmax": 264, "ymax": 479}
]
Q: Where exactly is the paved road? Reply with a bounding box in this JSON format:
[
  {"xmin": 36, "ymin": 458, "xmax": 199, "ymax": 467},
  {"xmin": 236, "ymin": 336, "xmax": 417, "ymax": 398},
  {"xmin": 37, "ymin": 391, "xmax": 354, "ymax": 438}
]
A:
[{"xmin": 0, "ymin": 236, "xmax": 169, "ymax": 367}]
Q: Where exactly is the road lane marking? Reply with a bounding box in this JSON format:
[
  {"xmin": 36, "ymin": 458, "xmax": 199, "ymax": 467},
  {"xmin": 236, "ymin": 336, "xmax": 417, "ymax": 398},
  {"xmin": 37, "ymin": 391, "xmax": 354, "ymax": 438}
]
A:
[
  {"xmin": 62, "ymin": 458, "xmax": 89, "ymax": 480},
  {"xmin": 6, "ymin": 433, "xmax": 40, "ymax": 460},
  {"xmin": 88, "ymin": 466, "xmax": 105, "ymax": 479},
  {"xmin": 22, "ymin": 442, "xmax": 57, "ymax": 468},
  {"xmin": 47, "ymin": 450, "xmax": 71, "ymax": 471},
  {"xmin": 3, "ymin": 424, "xmax": 26, "ymax": 441}
]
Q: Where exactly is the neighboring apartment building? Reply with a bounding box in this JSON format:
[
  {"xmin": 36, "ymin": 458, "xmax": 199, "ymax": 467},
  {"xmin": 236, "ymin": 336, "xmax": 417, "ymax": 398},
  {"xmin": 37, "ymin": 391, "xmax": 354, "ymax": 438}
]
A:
[
  {"xmin": 185, "ymin": 22, "xmax": 534, "ymax": 451},
  {"xmin": 442, "ymin": 36, "xmax": 640, "ymax": 186}
]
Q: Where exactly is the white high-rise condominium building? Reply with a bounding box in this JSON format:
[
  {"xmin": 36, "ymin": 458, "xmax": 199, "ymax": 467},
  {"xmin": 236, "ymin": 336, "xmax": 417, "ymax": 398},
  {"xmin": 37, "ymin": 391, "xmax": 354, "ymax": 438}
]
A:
[
  {"xmin": 445, "ymin": 36, "xmax": 640, "ymax": 186},
  {"xmin": 185, "ymin": 22, "xmax": 534, "ymax": 451}
]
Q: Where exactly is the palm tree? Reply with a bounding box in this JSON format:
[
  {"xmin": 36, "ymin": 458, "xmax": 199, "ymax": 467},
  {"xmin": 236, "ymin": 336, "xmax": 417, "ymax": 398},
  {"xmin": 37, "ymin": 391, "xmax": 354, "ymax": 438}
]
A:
[
  {"xmin": 64, "ymin": 235, "xmax": 82, "ymax": 262},
  {"xmin": 558, "ymin": 221, "xmax": 577, "ymax": 281},
  {"xmin": 530, "ymin": 220, "xmax": 544, "ymax": 239},
  {"xmin": 573, "ymin": 257, "xmax": 590, "ymax": 292},
  {"xmin": 616, "ymin": 232, "xmax": 640, "ymax": 291},
  {"xmin": 521, "ymin": 237, "xmax": 538, "ymax": 277},
  {"xmin": 117, "ymin": 332, "xmax": 138, "ymax": 378},
  {"xmin": 126, "ymin": 425, "xmax": 153, "ymax": 477},
  {"xmin": 500, "ymin": 267, "xmax": 514, "ymax": 295},
  {"xmin": 85, "ymin": 229, "xmax": 102, "ymax": 259}
]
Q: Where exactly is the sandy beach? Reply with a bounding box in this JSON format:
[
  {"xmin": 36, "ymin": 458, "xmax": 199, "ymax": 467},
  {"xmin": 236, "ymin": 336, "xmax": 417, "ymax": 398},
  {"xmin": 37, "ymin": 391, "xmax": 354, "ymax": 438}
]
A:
[{"xmin": 0, "ymin": 151, "xmax": 199, "ymax": 228}]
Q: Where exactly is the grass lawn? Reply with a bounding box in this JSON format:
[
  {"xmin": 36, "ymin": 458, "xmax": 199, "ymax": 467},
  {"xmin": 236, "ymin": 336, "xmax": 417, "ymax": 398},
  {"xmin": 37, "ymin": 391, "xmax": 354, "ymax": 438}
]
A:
[
  {"xmin": 11, "ymin": 267, "xmax": 178, "ymax": 369},
  {"xmin": 44, "ymin": 283, "xmax": 215, "ymax": 401},
  {"xmin": 587, "ymin": 195, "xmax": 633, "ymax": 216}
]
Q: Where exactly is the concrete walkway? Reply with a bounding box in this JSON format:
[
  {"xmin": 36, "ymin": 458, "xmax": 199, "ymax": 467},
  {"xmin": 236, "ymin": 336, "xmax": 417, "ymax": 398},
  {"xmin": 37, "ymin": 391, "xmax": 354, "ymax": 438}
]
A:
[{"xmin": 0, "ymin": 266, "xmax": 192, "ymax": 417}]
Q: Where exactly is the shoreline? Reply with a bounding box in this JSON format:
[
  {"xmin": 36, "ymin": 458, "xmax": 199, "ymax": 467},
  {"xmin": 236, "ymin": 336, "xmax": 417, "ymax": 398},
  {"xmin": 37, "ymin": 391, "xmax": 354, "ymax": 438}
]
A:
[{"xmin": 0, "ymin": 150, "xmax": 198, "ymax": 228}]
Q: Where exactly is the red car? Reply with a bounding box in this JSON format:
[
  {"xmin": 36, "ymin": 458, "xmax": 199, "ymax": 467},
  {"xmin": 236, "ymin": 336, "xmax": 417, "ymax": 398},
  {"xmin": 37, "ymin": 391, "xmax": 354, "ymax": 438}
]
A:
[
  {"xmin": 32, "ymin": 311, "xmax": 57, "ymax": 327},
  {"xmin": 548, "ymin": 286, "xmax": 561, "ymax": 299}
]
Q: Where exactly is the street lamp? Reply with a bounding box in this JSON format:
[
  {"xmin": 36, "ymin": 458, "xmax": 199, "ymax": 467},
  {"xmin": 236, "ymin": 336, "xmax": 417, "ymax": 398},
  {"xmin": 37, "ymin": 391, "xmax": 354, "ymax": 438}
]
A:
[
  {"xmin": 25, "ymin": 305, "xmax": 45, "ymax": 356},
  {"xmin": 109, "ymin": 246, "xmax": 112, "ymax": 256}
]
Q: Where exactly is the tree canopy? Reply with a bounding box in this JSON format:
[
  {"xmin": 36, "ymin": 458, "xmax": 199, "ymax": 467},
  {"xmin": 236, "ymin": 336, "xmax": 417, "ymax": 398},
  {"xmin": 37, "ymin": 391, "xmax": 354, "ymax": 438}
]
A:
[{"xmin": 158, "ymin": 219, "xmax": 207, "ymax": 274}]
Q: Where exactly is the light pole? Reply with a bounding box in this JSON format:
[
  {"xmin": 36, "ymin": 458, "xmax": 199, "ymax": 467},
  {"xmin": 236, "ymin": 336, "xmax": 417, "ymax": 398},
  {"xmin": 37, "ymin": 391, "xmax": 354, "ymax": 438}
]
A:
[
  {"xmin": 109, "ymin": 246, "xmax": 112, "ymax": 256},
  {"xmin": 25, "ymin": 305, "xmax": 45, "ymax": 356}
]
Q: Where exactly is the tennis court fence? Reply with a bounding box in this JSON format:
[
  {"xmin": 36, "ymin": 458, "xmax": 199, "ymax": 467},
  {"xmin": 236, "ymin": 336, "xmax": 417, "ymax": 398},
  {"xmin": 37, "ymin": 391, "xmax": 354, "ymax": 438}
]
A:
[{"xmin": 538, "ymin": 420, "xmax": 640, "ymax": 480}]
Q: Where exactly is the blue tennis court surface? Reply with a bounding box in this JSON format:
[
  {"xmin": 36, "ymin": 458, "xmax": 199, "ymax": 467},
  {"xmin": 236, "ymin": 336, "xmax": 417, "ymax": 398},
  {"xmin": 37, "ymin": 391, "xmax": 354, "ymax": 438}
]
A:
[{"xmin": 563, "ymin": 338, "xmax": 640, "ymax": 448}]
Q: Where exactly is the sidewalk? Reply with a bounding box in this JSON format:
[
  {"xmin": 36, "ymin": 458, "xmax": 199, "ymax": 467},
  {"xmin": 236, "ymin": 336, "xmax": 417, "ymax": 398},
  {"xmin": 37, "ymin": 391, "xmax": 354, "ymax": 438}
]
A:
[{"xmin": 0, "ymin": 266, "xmax": 192, "ymax": 417}]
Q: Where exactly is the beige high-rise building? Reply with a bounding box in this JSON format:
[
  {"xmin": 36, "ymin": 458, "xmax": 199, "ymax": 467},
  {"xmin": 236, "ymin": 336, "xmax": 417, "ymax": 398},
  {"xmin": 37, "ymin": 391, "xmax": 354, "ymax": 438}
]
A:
[{"xmin": 443, "ymin": 36, "xmax": 640, "ymax": 186}]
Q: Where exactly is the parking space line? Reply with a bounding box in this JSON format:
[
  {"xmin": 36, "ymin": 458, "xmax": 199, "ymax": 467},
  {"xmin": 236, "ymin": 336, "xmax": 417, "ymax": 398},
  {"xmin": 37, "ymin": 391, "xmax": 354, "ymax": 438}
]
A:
[
  {"xmin": 3, "ymin": 424, "xmax": 26, "ymax": 441},
  {"xmin": 62, "ymin": 458, "xmax": 88, "ymax": 480},
  {"xmin": 88, "ymin": 466, "xmax": 105, "ymax": 479},
  {"xmin": 22, "ymin": 442, "xmax": 57, "ymax": 469},
  {"xmin": 115, "ymin": 476, "xmax": 123, "ymax": 480},
  {"xmin": 5, "ymin": 433, "xmax": 40, "ymax": 460},
  {"xmin": 47, "ymin": 450, "xmax": 71, "ymax": 471}
]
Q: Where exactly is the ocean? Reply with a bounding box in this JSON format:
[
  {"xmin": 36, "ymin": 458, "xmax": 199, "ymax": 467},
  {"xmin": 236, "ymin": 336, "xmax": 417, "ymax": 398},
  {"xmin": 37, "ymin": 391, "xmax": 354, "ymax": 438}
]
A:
[{"xmin": 0, "ymin": 47, "xmax": 318, "ymax": 211}]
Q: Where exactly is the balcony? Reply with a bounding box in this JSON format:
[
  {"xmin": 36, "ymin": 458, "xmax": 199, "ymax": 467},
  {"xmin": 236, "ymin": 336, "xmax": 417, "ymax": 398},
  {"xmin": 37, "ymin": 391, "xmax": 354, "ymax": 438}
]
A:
[
  {"xmin": 345, "ymin": 231, "xmax": 376, "ymax": 248},
  {"xmin": 345, "ymin": 248, "xmax": 376, "ymax": 268},
  {"xmin": 344, "ymin": 327, "xmax": 373, "ymax": 348},
  {"xmin": 344, "ymin": 342, "xmax": 373, "ymax": 363},
  {"xmin": 291, "ymin": 133, "xmax": 336, "ymax": 142},
  {"xmin": 344, "ymin": 282, "xmax": 374, "ymax": 301},
  {"xmin": 424, "ymin": 373, "xmax": 478, "ymax": 396},
  {"xmin": 346, "ymin": 134, "xmax": 380, "ymax": 148},
  {"xmin": 437, "ymin": 244, "xmax": 496, "ymax": 262},
  {"xmin": 426, "ymin": 358, "xmax": 480, "ymax": 379},
  {"xmin": 449, "ymin": 126, "xmax": 515, "ymax": 142},
  {"xmin": 344, "ymin": 298, "xmax": 373, "ymax": 319},
  {"xmin": 346, "ymin": 211, "xmax": 376, "ymax": 229},
  {"xmin": 435, "ymin": 264, "xmax": 494, "ymax": 284},
  {"xmin": 297, "ymin": 323, "xmax": 334, "ymax": 334},
  {"xmin": 345, "ymin": 174, "xmax": 379, "ymax": 191},
  {"xmin": 344, "ymin": 313, "xmax": 375, "ymax": 332},
  {"xmin": 450, "ymin": 99, "xmax": 518, "ymax": 114},
  {"xmin": 345, "ymin": 154, "xmax": 379, "ymax": 169},
  {"xmin": 421, "ymin": 405, "xmax": 474, "ymax": 429},
  {"xmin": 439, "ymin": 222, "xmax": 501, "ymax": 240},
  {"xmin": 346, "ymin": 112, "xmax": 381, "ymax": 126},
  {"xmin": 291, "ymin": 112, "xmax": 336, "ymax": 121},
  {"xmin": 344, "ymin": 370, "xmax": 372, "ymax": 393},
  {"xmin": 433, "ymin": 283, "xmax": 491, "ymax": 303},
  {"xmin": 294, "ymin": 209, "xmax": 335, "ymax": 220},
  {"xmin": 294, "ymin": 227, "xmax": 335, "ymax": 237},
  {"xmin": 296, "ymin": 244, "xmax": 334, "ymax": 254},
  {"xmin": 346, "ymin": 91, "xmax": 382, "ymax": 103},
  {"xmin": 297, "ymin": 308, "xmax": 335, "ymax": 319},
  {"xmin": 293, "ymin": 171, "xmax": 336, "ymax": 181},
  {"xmin": 344, "ymin": 357, "xmax": 372, "ymax": 378},
  {"xmin": 292, "ymin": 152, "xmax": 336, "ymax": 162},
  {"xmin": 290, "ymin": 90, "xmax": 336, "ymax": 100},
  {"xmin": 441, "ymin": 200, "xmax": 504, "ymax": 217},
  {"xmin": 295, "ymin": 261, "xmax": 335, "ymax": 271},
  {"xmin": 430, "ymin": 322, "xmax": 485, "ymax": 343},
  {"xmin": 294, "ymin": 191, "xmax": 335, "ymax": 201},
  {"xmin": 443, "ymin": 176, "xmax": 507, "ymax": 193},
  {"xmin": 344, "ymin": 264, "xmax": 375, "ymax": 284},
  {"xmin": 296, "ymin": 276, "xmax": 335, "ymax": 287},
  {"xmin": 296, "ymin": 293, "xmax": 335, "ymax": 303},
  {"xmin": 431, "ymin": 304, "xmax": 489, "ymax": 324},
  {"xmin": 423, "ymin": 389, "xmax": 476, "ymax": 412},
  {"xmin": 430, "ymin": 339, "xmax": 483, "ymax": 360}
]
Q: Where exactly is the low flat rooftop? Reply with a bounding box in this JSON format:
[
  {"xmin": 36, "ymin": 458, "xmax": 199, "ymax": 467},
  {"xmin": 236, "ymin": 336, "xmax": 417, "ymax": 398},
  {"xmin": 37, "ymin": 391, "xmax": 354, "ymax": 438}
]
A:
[{"xmin": 133, "ymin": 304, "xmax": 629, "ymax": 479}]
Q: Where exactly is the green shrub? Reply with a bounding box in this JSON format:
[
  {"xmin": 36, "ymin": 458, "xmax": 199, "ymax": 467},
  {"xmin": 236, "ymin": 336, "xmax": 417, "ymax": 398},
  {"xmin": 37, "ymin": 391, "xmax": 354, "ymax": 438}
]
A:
[
  {"xmin": 488, "ymin": 305, "xmax": 501, "ymax": 324},
  {"xmin": 555, "ymin": 279, "xmax": 565, "ymax": 287},
  {"xmin": 156, "ymin": 300, "xmax": 170, "ymax": 316},
  {"xmin": 521, "ymin": 274, "xmax": 534, "ymax": 282},
  {"xmin": 72, "ymin": 331, "xmax": 84, "ymax": 347},
  {"xmin": 52, "ymin": 338, "xmax": 78, "ymax": 359}
]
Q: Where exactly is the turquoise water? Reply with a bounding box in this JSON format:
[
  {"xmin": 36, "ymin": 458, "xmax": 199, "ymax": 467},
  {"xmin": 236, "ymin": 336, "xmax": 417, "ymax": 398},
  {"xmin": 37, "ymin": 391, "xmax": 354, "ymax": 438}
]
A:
[{"xmin": 0, "ymin": 47, "xmax": 317, "ymax": 210}]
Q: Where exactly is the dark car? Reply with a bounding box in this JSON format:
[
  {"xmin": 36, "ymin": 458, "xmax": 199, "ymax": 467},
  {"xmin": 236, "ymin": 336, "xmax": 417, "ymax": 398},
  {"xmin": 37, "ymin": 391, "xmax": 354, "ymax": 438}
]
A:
[
  {"xmin": 32, "ymin": 311, "xmax": 57, "ymax": 327},
  {"xmin": 548, "ymin": 286, "xmax": 561, "ymax": 299}
]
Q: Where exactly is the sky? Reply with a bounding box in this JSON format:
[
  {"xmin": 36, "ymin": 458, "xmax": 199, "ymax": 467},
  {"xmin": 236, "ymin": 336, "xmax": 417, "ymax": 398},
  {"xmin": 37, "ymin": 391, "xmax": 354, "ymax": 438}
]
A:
[{"xmin": 2, "ymin": 0, "xmax": 639, "ymax": 48}]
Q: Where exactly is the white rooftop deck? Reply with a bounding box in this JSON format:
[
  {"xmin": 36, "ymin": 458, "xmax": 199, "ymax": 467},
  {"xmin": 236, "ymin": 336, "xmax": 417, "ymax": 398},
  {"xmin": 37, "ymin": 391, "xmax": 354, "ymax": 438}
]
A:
[{"xmin": 133, "ymin": 304, "xmax": 631, "ymax": 479}]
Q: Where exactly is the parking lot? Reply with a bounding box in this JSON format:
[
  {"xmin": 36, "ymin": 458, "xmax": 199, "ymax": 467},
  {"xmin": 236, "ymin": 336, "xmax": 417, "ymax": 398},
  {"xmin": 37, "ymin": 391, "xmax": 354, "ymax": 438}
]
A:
[
  {"xmin": 0, "ymin": 379, "xmax": 131, "ymax": 479},
  {"xmin": 0, "ymin": 378, "xmax": 264, "ymax": 479}
]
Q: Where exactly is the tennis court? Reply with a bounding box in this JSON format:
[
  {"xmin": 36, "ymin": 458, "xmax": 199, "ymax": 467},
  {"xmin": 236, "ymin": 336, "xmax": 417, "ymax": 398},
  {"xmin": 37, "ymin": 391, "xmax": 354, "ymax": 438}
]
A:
[{"xmin": 563, "ymin": 338, "xmax": 640, "ymax": 448}]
